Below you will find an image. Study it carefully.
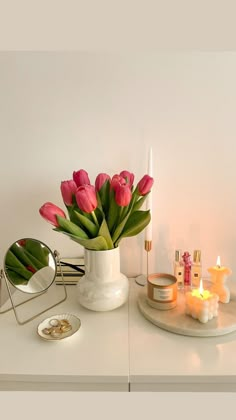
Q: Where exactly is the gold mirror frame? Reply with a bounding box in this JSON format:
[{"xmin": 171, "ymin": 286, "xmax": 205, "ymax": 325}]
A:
[{"xmin": 0, "ymin": 238, "xmax": 67, "ymax": 325}]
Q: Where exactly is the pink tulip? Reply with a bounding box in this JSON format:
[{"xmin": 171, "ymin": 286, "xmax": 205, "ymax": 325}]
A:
[
  {"xmin": 17, "ymin": 239, "xmax": 26, "ymax": 247},
  {"xmin": 95, "ymin": 173, "xmax": 111, "ymax": 192},
  {"xmin": 75, "ymin": 185, "xmax": 98, "ymax": 213},
  {"xmin": 73, "ymin": 169, "xmax": 90, "ymax": 187},
  {"xmin": 137, "ymin": 175, "xmax": 154, "ymax": 196},
  {"xmin": 115, "ymin": 184, "xmax": 132, "ymax": 207},
  {"xmin": 60, "ymin": 180, "xmax": 77, "ymax": 206},
  {"xmin": 120, "ymin": 170, "xmax": 134, "ymax": 187},
  {"xmin": 110, "ymin": 174, "xmax": 126, "ymax": 191},
  {"xmin": 39, "ymin": 202, "xmax": 66, "ymax": 227}
]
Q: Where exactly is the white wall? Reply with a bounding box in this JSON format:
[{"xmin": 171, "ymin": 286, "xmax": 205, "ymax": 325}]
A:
[{"xmin": 0, "ymin": 52, "xmax": 235, "ymax": 278}]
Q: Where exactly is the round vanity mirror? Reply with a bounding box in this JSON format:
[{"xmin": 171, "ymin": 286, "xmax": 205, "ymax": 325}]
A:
[{"xmin": 4, "ymin": 238, "xmax": 57, "ymax": 294}]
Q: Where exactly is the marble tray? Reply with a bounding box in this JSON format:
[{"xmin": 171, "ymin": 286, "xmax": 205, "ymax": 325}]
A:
[{"xmin": 138, "ymin": 287, "xmax": 236, "ymax": 337}]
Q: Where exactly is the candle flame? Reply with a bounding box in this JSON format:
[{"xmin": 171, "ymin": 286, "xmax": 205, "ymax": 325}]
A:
[
  {"xmin": 216, "ymin": 256, "xmax": 221, "ymax": 268},
  {"xmin": 199, "ymin": 278, "xmax": 204, "ymax": 297}
]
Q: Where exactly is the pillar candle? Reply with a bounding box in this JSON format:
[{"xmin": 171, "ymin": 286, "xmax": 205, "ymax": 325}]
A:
[
  {"xmin": 185, "ymin": 279, "xmax": 219, "ymax": 323},
  {"xmin": 145, "ymin": 147, "xmax": 153, "ymax": 242},
  {"xmin": 208, "ymin": 256, "xmax": 232, "ymax": 303}
]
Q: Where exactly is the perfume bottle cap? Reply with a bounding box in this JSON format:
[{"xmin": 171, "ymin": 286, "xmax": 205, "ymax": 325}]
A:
[
  {"xmin": 193, "ymin": 250, "xmax": 201, "ymax": 263},
  {"xmin": 175, "ymin": 250, "xmax": 182, "ymax": 262}
]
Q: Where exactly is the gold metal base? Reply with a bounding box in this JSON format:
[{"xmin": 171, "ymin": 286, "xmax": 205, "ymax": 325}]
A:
[
  {"xmin": 145, "ymin": 240, "xmax": 152, "ymax": 252},
  {"xmin": 135, "ymin": 241, "xmax": 153, "ymax": 286}
]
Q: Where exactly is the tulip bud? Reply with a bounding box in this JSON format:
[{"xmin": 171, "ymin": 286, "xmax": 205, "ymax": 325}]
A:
[
  {"xmin": 115, "ymin": 184, "xmax": 132, "ymax": 207},
  {"xmin": 26, "ymin": 265, "xmax": 37, "ymax": 274},
  {"xmin": 73, "ymin": 169, "xmax": 90, "ymax": 187},
  {"xmin": 120, "ymin": 170, "xmax": 134, "ymax": 188},
  {"xmin": 17, "ymin": 239, "xmax": 26, "ymax": 247},
  {"xmin": 60, "ymin": 180, "xmax": 77, "ymax": 206},
  {"xmin": 39, "ymin": 202, "xmax": 66, "ymax": 227},
  {"xmin": 110, "ymin": 174, "xmax": 126, "ymax": 191},
  {"xmin": 137, "ymin": 175, "xmax": 154, "ymax": 196},
  {"xmin": 95, "ymin": 173, "xmax": 111, "ymax": 192},
  {"xmin": 75, "ymin": 185, "xmax": 98, "ymax": 213}
]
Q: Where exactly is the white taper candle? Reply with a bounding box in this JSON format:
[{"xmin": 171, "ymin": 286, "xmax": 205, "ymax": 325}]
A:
[{"xmin": 145, "ymin": 147, "xmax": 153, "ymax": 241}]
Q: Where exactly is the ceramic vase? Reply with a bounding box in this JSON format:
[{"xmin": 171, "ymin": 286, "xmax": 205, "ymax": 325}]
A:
[{"xmin": 77, "ymin": 247, "xmax": 129, "ymax": 311}]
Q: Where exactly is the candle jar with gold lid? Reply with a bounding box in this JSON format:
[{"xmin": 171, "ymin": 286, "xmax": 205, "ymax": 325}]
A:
[{"xmin": 147, "ymin": 273, "xmax": 177, "ymax": 310}]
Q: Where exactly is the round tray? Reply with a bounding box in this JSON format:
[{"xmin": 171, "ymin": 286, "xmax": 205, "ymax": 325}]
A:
[{"xmin": 138, "ymin": 287, "xmax": 236, "ymax": 337}]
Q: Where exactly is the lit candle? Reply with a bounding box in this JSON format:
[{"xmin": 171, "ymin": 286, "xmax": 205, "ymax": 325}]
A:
[
  {"xmin": 185, "ymin": 279, "xmax": 219, "ymax": 323},
  {"xmin": 208, "ymin": 256, "xmax": 232, "ymax": 303},
  {"xmin": 145, "ymin": 147, "xmax": 153, "ymax": 242}
]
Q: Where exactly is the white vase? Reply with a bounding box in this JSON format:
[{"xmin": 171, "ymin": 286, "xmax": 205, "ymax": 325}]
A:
[{"xmin": 77, "ymin": 247, "xmax": 129, "ymax": 311}]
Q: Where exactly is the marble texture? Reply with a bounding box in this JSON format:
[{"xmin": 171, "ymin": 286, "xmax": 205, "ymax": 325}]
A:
[{"xmin": 138, "ymin": 287, "xmax": 236, "ymax": 337}]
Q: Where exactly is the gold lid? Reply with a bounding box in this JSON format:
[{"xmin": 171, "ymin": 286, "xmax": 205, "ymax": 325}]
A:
[
  {"xmin": 175, "ymin": 249, "xmax": 182, "ymax": 262},
  {"xmin": 193, "ymin": 250, "xmax": 201, "ymax": 263}
]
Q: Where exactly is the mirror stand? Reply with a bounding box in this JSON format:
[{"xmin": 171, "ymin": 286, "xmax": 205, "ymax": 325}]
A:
[{"xmin": 0, "ymin": 250, "xmax": 67, "ymax": 325}]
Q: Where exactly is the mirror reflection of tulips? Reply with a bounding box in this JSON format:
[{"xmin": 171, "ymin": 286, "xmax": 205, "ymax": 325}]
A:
[
  {"xmin": 5, "ymin": 239, "xmax": 50, "ymax": 286},
  {"xmin": 39, "ymin": 169, "xmax": 154, "ymax": 251}
]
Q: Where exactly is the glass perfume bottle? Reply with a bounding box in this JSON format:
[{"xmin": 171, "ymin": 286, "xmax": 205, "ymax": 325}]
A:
[
  {"xmin": 191, "ymin": 250, "xmax": 202, "ymax": 288},
  {"xmin": 182, "ymin": 251, "xmax": 192, "ymax": 288},
  {"xmin": 174, "ymin": 250, "xmax": 184, "ymax": 289}
]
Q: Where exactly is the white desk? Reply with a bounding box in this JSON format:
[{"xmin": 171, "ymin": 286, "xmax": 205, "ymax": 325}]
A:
[
  {"xmin": 1, "ymin": 279, "xmax": 236, "ymax": 392},
  {"xmin": 0, "ymin": 284, "xmax": 129, "ymax": 391},
  {"xmin": 129, "ymin": 279, "xmax": 236, "ymax": 392}
]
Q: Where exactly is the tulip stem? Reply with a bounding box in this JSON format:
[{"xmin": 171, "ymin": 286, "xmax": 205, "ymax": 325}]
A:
[
  {"xmin": 91, "ymin": 211, "xmax": 99, "ymax": 227},
  {"xmin": 119, "ymin": 206, "xmax": 125, "ymax": 222}
]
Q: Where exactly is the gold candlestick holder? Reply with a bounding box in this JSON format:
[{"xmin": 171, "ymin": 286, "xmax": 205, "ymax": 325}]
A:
[{"xmin": 135, "ymin": 240, "xmax": 152, "ymax": 286}]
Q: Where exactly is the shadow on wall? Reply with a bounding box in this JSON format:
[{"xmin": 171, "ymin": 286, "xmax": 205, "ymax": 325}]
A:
[
  {"xmin": 153, "ymin": 225, "xmax": 173, "ymax": 274},
  {"xmin": 120, "ymin": 236, "xmax": 143, "ymax": 278}
]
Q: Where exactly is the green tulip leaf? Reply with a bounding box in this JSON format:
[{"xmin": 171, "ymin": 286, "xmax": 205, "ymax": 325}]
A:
[
  {"xmin": 5, "ymin": 250, "xmax": 33, "ymax": 281},
  {"xmin": 10, "ymin": 243, "xmax": 44, "ymax": 270},
  {"xmin": 21, "ymin": 249, "xmax": 46, "ymax": 270},
  {"xmin": 24, "ymin": 239, "xmax": 49, "ymax": 266},
  {"xmin": 57, "ymin": 216, "xmax": 89, "ymax": 239},
  {"xmin": 6, "ymin": 269, "xmax": 29, "ymax": 285},
  {"xmin": 98, "ymin": 218, "xmax": 114, "ymax": 249},
  {"xmin": 67, "ymin": 205, "xmax": 83, "ymax": 225},
  {"xmin": 107, "ymin": 189, "xmax": 120, "ymax": 233},
  {"xmin": 96, "ymin": 191, "xmax": 103, "ymax": 212},
  {"xmin": 94, "ymin": 207, "xmax": 104, "ymax": 225},
  {"xmin": 115, "ymin": 210, "xmax": 151, "ymax": 246},
  {"xmin": 111, "ymin": 210, "xmax": 131, "ymax": 244},
  {"xmin": 97, "ymin": 180, "xmax": 110, "ymax": 215},
  {"xmin": 133, "ymin": 194, "xmax": 148, "ymax": 212},
  {"xmin": 74, "ymin": 210, "xmax": 99, "ymax": 237},
  {"xmin": 53, "ymin": 229, "xmax": 109, "ymax": 250}
]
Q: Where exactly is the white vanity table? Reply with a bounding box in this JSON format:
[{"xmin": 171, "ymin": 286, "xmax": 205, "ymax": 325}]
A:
[
  {"xmin": 0, "ymin": 284, "xmax": 129, "ymax": 391},
  {"xmin": 1, "ymin": 279, "xmax": 236, "ymax": 392}
]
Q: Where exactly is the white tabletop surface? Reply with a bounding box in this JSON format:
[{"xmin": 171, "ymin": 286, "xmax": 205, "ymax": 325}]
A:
[
  {"xmin": 2, "ymin": 278, "xmax": 236, "ymax": 392},
  {"xmin": 129, "ymin": 278, "xmax": 236, "ymax": 391},
  {"xmin": 0, "ymin": 283, "xmax": 129, "ymax": 391}
]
